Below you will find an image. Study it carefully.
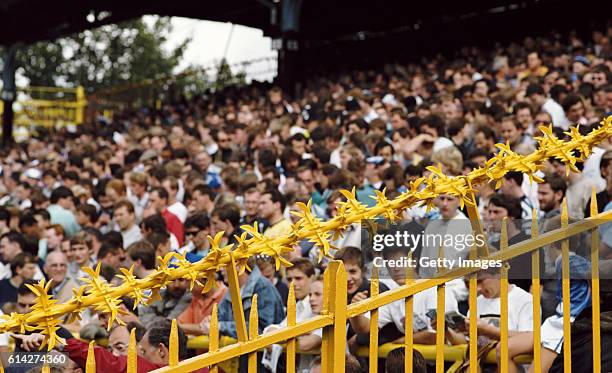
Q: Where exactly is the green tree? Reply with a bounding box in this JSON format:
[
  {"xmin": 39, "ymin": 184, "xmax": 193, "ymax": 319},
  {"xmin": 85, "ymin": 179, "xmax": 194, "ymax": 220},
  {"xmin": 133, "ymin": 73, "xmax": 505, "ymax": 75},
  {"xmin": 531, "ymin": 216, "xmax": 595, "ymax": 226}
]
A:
[{"xmin": 14, "ymin": 16, "xmax": 189, "ymax": 94}]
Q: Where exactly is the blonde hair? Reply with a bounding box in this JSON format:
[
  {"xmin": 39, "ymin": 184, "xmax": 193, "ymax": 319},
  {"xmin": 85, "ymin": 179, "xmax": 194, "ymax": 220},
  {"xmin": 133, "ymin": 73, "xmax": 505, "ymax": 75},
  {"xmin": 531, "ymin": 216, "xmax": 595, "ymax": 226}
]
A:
[{"xmin": 431, "ymin": 146, "xmax": 463, "ymax": 176}]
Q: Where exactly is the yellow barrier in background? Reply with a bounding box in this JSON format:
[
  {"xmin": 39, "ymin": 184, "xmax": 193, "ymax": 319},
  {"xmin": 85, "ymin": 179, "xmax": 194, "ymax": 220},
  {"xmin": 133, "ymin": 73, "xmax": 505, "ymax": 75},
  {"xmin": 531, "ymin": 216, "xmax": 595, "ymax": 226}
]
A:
[{"xmin": 0, "ymin": 86, "xmax": 86, "ymax": 127}]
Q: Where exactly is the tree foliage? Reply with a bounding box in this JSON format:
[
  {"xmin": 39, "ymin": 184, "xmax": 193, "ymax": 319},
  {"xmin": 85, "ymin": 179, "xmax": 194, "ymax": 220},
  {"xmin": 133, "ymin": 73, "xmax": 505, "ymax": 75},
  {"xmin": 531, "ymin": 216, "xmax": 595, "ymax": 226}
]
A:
[{"xmin": 14, "ymin": 17, "xmax": 190, "ymax": 93}]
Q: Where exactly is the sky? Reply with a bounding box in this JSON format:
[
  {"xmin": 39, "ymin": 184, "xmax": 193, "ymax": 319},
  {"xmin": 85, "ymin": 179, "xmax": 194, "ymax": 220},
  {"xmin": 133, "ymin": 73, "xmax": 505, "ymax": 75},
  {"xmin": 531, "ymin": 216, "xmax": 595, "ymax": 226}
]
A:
[{"xmin": 159, "ymin": 16, "xmax": 278, "ymax": 82}]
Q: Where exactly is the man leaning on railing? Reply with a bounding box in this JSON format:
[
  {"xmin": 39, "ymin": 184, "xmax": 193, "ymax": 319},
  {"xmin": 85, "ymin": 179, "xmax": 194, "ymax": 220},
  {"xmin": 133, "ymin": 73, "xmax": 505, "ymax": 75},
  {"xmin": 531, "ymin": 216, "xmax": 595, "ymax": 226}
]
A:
[{"xmin": 443, "ymin": 266, "xmax": 535, "ymax": 373}]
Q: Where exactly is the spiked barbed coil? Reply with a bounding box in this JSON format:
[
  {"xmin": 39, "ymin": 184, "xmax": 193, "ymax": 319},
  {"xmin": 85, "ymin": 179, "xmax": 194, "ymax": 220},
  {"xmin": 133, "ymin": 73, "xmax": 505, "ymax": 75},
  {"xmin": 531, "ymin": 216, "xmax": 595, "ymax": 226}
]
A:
[{"xmin": 1, "ymin": 116, "xmax": 610, "ymax": 350}]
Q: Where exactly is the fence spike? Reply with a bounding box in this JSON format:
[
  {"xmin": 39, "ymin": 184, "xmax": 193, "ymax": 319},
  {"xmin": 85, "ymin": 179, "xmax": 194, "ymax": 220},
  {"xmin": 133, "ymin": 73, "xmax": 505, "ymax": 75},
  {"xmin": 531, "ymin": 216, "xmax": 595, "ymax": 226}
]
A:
[
  {"xmin": 590, "ymin": 185, "xmax": 599, "ymax": 217},
  {"xmin": 248, "ymin": 294, "xmax": 259, "ymax": 373},
  {"xmin": 86, "ymin": 341, "xmax": 96, "ymax": 373},
  {"xmin": 210, "ymin": 304, "xmax": 219, "ymax": 373},
  {"xmin": 41, "ymin": 365, "xmax": 50, "ymax": 373},
  {"xmin": 287, "ymin": 282, "xmax": 296, "ymax": 373},
  {"xmin": 435, "ymin": 284, "xmax": 445, "ymax": 373},
  {"xmin": 531, "ymin": 208, "xmax": 542, "ymax": 373},
  {"xmin": 169, "ymin": 319, "xmax": 179, "ymax": 367},
  {"xmin": 561, "ymin": 198, "xmax": 572, "ymax": 372},
  {"xmin": 590, "ymin": 186, "xmax": 601, "ymax": 373},
  {"xmin": 369, "ymin": 267, "xmax": 379, "ymax": 373},
  {"xmin": 127, "ymin": 327, "xmax": 137, "ymax": 373},
  {"xmin": 227, "ymin": 252, "xmax": 248, "ymax": 342}
]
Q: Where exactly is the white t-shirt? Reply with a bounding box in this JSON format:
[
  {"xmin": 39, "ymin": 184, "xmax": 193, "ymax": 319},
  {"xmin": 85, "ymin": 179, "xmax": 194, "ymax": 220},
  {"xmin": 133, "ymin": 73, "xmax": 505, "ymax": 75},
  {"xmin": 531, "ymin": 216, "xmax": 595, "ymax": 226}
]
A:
[
  {"xmin": 467, "ymin": 285, "xmax": 534, "ymax": 332},
  {"xmin": 168, "ymin": 202, "xmax": 188, "ymax": 223},
  {"xmin": 370, "ymin": 286, "xmax": 459, "ymax": 333}
]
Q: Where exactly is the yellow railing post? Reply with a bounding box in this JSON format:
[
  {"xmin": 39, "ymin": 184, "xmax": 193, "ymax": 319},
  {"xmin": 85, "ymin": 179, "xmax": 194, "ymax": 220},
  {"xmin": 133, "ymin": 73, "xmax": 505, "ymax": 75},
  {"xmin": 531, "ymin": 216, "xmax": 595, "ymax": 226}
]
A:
[
  {"xmin": 248, "ymin": 294, "xmax": 259, "ymax": 373},
  {"xmin": 286, "ymin": 283, "xmax": 297, "ymax": 373},
  {"xmin": 561, "ymin": 199, "xmax": 572, "ymax": 373},
  {"xmin": 209, "ymin": 304, "xmax": 220, "ymax": 373},
  {"xmin": 86, "ymin": 341, "xmax": 96, "ymax": 373},
  {"xmin": 468, "ymin": 235, "xmax": 478, "ymax": 373},
  {"xmin": 499, "ymin": 218, "xmax": 509, "ymax": 373},
  {"xmin": 321, "ymin": 261, "xmax": 347, "ymax": 373},
  {"xmin": 435, "ymin": 284, "xmax": 445, "ymax": 373},
  {"xmin": 531, "ymin": 209, "xmax": 542, "ymax": 373},
  {"xmin": 169, "ymin": 319, "xmax": 179, "ymax": 367},
  {"xmin": 128, "ymin": 327, "xmax": 137, "ymax": 373},
  {"xmin": 226, "ymin": 252, "xmax": 248, "ymax": 342},
  {"xmin": 369, "ymin": 268, "xmax": 379, "ymax": 373},
  {"xmin": 404, "ymin": 261, "xmax": 414, "ymax": 373},
  {"xmin": 590, "ymin": 188, "xmax": 601, "ymax": 373}
]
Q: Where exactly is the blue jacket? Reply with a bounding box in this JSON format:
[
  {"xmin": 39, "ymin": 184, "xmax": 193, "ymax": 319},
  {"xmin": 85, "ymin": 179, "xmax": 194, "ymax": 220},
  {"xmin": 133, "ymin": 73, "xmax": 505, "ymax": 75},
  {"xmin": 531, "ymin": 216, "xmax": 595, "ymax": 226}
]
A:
[{"xmin": 217, "ymin": 266, "xmax": 286, "ymax": 339}]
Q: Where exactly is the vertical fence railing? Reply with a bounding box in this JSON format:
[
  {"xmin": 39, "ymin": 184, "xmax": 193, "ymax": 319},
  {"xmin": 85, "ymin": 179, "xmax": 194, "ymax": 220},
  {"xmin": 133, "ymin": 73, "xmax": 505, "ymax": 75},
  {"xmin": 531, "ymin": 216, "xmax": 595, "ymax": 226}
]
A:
[
  {"xmin": 75, "ymin": 205, "xmax": 609, "ymax": 373},
  {"xmin": 531, "ymin": 209, "xmax": 542, "ymax": 373}
]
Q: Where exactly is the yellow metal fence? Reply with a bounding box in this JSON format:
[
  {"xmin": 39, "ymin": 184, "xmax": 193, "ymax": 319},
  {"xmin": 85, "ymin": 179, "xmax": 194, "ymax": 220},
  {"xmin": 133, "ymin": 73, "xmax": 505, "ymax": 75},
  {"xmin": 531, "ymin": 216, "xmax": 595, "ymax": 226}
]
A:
[
  {"xmin": 1, "ymin": 116, "xmax": 611, "ymax": 373},
  {"xmin": 0, "ymin": 86, "xmax": 86, "ymax": 127}
]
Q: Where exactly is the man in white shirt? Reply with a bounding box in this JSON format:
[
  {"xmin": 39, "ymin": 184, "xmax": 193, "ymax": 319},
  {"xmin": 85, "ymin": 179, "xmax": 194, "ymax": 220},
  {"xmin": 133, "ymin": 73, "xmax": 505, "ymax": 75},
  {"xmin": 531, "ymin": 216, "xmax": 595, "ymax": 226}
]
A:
[
  {"xmin": 113, "ymin": 200, "xmax": 142, "ymax": 248},
  {"xmin": 526, "ymin": 83, "xmax": 569, "ymax": 130},
  {"xmin": 350, "ymin": 243, "xmax": 459, "ymax": 345},
  {"xmin": 162, "ymin": 176, "xmax": 188, "ymax": 223},
  {"xmin": 445, "ymin": 267, "xmax": 535, "ymax": 373}
]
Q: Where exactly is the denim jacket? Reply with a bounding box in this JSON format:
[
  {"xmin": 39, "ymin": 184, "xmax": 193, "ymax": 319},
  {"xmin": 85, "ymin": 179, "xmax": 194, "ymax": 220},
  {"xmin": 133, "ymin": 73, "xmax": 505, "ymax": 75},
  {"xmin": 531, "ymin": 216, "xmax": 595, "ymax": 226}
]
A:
[{"xmin": 218, "ymin": 266, "xmax": 286, "ymax": 339}]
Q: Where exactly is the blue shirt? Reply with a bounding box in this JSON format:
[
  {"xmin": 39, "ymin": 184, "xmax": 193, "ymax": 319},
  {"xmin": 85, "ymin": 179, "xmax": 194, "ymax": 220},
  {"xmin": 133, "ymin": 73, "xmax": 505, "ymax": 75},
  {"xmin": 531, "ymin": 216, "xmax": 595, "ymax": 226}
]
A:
[
  {"xmin": 217, "ymin": 266, "xmax": 286, "ymax": 339},
  {"xmin": 47, "ymin": 204, "xmax": 81, "ymax": 237}
]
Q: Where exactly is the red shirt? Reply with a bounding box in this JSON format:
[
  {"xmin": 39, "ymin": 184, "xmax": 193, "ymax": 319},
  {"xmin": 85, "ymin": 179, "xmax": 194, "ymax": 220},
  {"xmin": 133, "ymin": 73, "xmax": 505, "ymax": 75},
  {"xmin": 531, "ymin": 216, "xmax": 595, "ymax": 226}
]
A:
[
  {"xmin": 65, "ymin": 338, "xmax": 209, "ymax": 373},
  {"xmin": 162, "ymin": 209, "xmax": 184, "ymax": 247}
]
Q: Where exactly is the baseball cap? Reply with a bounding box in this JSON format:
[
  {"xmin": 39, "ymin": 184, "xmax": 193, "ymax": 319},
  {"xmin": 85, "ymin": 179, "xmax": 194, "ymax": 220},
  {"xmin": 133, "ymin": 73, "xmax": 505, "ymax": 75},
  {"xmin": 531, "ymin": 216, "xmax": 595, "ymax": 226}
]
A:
[{"xmin": 574, "ymin": 55, "xmax": 591, "ymax": 67}]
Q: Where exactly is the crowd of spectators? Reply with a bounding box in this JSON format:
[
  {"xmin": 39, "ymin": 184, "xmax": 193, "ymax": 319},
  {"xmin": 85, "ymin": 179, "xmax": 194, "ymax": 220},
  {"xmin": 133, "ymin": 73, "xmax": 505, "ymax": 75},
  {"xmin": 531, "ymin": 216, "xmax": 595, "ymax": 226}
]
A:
[{"xmin": 2, "ymin": 26, "xmax": 612, "ymax": 373}]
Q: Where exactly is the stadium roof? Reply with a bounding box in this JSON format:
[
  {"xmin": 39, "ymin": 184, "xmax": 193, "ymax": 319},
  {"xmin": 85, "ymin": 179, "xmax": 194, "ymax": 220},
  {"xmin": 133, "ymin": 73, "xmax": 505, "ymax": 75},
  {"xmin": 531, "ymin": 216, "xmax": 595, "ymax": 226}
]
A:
[{"xmin": 0, "ymin": 0, "xmax": 600, "ymax": 46}]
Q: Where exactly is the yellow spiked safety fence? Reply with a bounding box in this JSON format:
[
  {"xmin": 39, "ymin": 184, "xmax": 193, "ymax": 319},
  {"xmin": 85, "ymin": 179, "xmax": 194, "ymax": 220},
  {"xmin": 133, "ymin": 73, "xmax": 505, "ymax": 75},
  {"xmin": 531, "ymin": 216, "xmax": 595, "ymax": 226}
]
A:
[{"xmin": 1, "ymin": 115, "xmax": 611, "ymax": 373}]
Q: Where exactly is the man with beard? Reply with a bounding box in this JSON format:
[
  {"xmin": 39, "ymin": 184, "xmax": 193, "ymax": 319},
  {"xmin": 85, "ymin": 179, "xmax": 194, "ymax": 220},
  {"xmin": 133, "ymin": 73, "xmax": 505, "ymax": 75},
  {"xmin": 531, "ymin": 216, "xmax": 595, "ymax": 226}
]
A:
[{"xmin": 537, "ymin": 173, "xmax": 567, "ymax": 221}]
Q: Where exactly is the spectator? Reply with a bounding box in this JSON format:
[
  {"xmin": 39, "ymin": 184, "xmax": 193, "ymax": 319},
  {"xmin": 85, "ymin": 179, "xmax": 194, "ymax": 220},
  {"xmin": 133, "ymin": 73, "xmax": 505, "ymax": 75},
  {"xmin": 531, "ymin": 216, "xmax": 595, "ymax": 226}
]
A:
[
  {"xmin": 162, "ymin": 176, "xmax": 188, "ymax": 223},
  {"xmin": 107, "ymin": 322, "xmax": 146, "ymax": 357},
  {"xmin": 0, "ymin": 253, "xmax": 37, "ymax": 307},
  {"xmin": 445, "ymin": 267, "xmax": 535, "ymax": 373},
  {"xmin": 260, "ymin": 189, "xmax": 292, "ymax": 238},
  {"xmin": 551, "ymin": 159, "xmax": 602, "ymax": 219},
  {"xmin": 385, "ymin": 348, "xmax": 427, "ymax": 373},
  {"xmin": 114, "ymin": 200, "xmax": 142, "ymax": 248},
  {"xmin": 538, "ymin": 173, "xmax": 567, "ymax": 221},
  {"xmin": 178, "ymin": 278, "xmax": 227, "ymax": 336},
  {"xmin": 139, "ymin": 278, "xmax": 192, "ymax": 328},
  {"xmin": 147, "ymin": 187, "xmax": 184, "ymax": 247},
  {"xmin": 256, "ymin": 255, "xmax": 290, "ymax": 306},
  {"xmin": 183, "ymin": 213, "xmax": 210, "ymax": 259},
  {"xmin": 97, "ymin": 241, "xmax": 125, "ymax": 269},
  {"xmin": 47, "ymin": 186, "xmax": 80, "ymax": 237},
  {"xmin": 44, "ymin": 224, "xmax": 65, "ymax": 253},
  {"xmin": 500, "ymin": 171, "xmax": 537, "ymax": 222},
  {"xmin": 210, "ymin": 203, "xmax": 242, "ymax": 247},
  {"xmin": 67, "ymin": 233, "xmax": 95, "ymax": 284},
  {"xmin": 189, "ymin": 184, "xmax": 216, "ymax": 217},
  {"xmin": 43, "ymin": 250, "xmax": 79, "ymax": 303},
  {"xmin": 127, "ymin": 172, "xmax": 149, "ymax": 222},
  {"xmin": 0, "ymin": 231, "xmax": 42, "ymax": 280},
  {"xmin": 125, "ymin": 240, "xmax": 157, "ymax": 279},
  {"xmin": 487, "ymin": 194, "xmax": 544, "ymax": 292},
  {"xmin": 202, "ymin": 257, "xmax": 285, "ymax": 339}
]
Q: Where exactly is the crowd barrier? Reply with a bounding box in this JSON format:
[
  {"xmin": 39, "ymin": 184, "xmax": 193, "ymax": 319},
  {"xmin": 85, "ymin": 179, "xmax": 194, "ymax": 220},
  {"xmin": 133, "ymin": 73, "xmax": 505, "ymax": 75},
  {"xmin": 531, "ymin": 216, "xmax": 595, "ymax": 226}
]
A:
[
  {"xmin": 0, "ymin": 116, "xmax": 611, "ymax": 373},
  {"xmin": 0, "ymin": 86, "xmax": 86, "ymax": 127}
]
